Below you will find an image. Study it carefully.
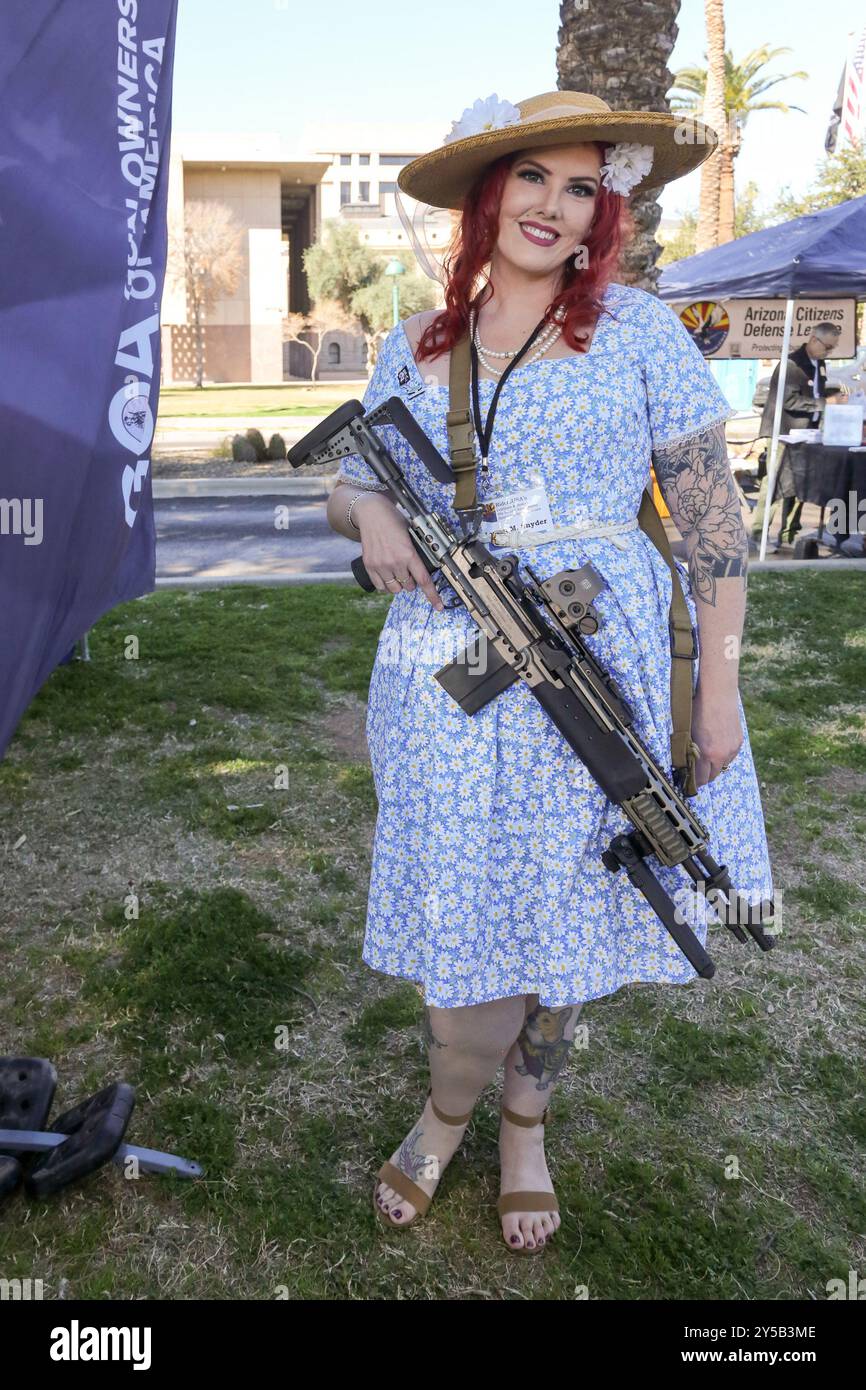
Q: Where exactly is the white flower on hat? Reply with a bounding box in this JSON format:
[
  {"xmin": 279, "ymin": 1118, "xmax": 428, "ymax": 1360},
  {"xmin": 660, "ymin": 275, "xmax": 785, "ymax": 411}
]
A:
[
  {"xmin": 599, "ymin": 142, "xmax": 654, "ymax": 195},
  {"xmin": 442, "ymin": 93, "xmax": 522, "ymax": 145}
]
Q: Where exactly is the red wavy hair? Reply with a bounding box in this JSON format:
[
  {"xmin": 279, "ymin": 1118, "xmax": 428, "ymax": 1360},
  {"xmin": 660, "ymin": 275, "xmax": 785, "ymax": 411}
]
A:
[{"xmin": 416, "ymin": 142, "xmax": 634, "ymax": 362}]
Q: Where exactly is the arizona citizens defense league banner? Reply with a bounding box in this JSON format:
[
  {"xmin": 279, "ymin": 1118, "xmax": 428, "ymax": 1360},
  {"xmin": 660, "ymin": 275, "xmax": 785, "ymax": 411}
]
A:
[{"xmin": 0, "ymin": 0, "xmax": 179, "ymax": 756}]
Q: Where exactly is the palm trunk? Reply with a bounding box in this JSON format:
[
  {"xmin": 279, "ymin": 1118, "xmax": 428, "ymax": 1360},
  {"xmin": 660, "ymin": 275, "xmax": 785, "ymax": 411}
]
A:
[
  {"xmin": 556, "ymin": 0, "xmax": 682, "ymax": 291},
  {"xmin": 696, "ymin": 0, "xmax": 725, "ymax": 252},
  {"xmin": 717, "ymin": 139, "xmax": 736, "ymax": 243}
]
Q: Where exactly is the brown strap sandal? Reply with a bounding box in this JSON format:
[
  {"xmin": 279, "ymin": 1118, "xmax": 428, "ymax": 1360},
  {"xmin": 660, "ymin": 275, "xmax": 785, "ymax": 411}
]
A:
[
  {"xmin": 373, "ymin": 1087, "xmax": 473, "ymax": 1231},
  {"xmin": 497, "ymin": 1103, "xmax": 559, "ymax": 1256}
]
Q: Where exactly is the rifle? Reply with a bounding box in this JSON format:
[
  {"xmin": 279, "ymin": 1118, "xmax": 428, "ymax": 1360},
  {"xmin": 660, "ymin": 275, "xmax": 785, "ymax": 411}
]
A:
[{"xmin": 288, "ymin": 397, "xmax": 776, "ymax": 979}]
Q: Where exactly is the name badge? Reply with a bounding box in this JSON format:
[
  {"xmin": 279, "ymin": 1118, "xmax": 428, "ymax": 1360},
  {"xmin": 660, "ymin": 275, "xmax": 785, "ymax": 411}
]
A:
[{"xmin": 478, "ymin": 476, "xmax": 554, "ymax": 542}]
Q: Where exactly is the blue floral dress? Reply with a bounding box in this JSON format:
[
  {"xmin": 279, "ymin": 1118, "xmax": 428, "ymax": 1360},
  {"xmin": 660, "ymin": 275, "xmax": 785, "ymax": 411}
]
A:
[{"xmin": 336, "ymin": 282, "xmax": 775, "ymax": 1008}]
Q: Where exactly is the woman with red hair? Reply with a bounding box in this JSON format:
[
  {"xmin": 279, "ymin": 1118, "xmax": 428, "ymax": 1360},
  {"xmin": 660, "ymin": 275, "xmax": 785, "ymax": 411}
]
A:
[{"xmin": 327, "ymin": 91, "xmax": 774, "ymax": 1255}]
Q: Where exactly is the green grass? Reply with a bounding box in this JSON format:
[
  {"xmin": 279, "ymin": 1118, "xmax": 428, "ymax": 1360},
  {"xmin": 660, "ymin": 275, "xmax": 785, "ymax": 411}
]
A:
[
  {"xmin": 76, "ymin": 885, "xmax": 315, "ymax": 1089},
  {"xmin": 0, "ymin": 571, "xmax": 864, "ymax": 1298},
  {"xmin": 156, "ymin": 382, "xmax": 360, "ymax": 419}
]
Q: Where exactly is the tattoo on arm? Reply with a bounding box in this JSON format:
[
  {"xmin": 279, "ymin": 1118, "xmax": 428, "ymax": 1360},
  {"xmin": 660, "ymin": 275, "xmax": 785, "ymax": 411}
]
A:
[
  {"xmin": 652, "ymin": 422, "xmax": 749, "ymax": 607},
  {"xmin": 513, "ymin": 1005, "xmax": 576, "ymax": 1091}
]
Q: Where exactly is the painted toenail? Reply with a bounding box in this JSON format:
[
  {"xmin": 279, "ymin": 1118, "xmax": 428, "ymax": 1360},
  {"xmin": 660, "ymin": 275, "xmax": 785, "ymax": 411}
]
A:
[
  {"xmin": 510, "ymin": 1235, "xmax": 520, "ymax": 1244},
  {"xmin": 392, "ymin": 1209, "xmax": 402, "ymax": 1219}
]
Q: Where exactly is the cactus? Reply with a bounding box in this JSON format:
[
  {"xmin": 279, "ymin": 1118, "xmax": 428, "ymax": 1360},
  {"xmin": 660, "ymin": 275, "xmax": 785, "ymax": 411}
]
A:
[
  {"xmin": 265, "ymin": 433, "xmax": 287, "ymax": 460},
  {"xmin": 231, "ymin": 433, "xmax": 258, "ymax": 462},
  {"xmin": 244, "ymin": 427, "xmax": 268, "ymax": 461}
]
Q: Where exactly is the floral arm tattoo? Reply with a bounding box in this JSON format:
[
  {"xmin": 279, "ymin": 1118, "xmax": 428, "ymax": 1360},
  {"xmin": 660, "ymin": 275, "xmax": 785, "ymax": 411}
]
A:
[{"xmin": 651, "ymin": 420, "xmax": 749, "ymax": 607}]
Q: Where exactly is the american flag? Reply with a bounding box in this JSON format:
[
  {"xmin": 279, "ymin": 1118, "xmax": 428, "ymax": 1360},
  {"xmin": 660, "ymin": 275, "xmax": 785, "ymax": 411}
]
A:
[{"xmin": 826, "ymin": 25, "xmax": 866, "ymax": 153}]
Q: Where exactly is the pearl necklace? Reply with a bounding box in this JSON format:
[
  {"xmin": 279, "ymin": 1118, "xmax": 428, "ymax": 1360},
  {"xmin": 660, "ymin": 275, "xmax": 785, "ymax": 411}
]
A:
[{"xmin": 471, "ymin": 305, "xmax": 565, "ymax": 377}]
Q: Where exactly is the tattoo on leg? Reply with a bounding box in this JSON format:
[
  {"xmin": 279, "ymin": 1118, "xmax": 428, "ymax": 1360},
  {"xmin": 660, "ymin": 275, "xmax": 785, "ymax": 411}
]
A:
[
  {"xmin": 652, "ymin": 421, "xmax": 749, "ymax": 606},
  {"xmin": 513, "ymin": 1004, "xmax": 576, "ymax": 1091},
  {"xmin": 395, "ymin": 1124, "xmax": 439, "ymax": 1181},
  {"xmin": 422, "ymin": 1006, "xmax": 447, "ymax": 1050}
]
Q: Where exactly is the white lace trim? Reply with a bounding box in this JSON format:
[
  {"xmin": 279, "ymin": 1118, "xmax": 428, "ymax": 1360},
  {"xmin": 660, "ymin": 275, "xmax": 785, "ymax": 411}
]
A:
[
  {"xmin": 335, "ymin": 473, "xmax": 390, "ymax": 491},
  {"xmin": 652, "ymin": 411, "xmax": 734, "ymax": 454}
]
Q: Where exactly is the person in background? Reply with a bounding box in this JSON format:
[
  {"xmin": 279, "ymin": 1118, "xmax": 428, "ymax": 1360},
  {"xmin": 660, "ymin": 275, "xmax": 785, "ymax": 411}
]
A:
[{"xmin": 749, "ymin": 323, "xmax": 847, "ymax": 551}]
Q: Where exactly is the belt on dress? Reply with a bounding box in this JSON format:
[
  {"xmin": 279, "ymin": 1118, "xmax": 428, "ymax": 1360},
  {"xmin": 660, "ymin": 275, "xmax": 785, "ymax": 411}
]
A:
[{"xmin": 488, "ymin": 516, "xmax": 639, "ymax": 552}]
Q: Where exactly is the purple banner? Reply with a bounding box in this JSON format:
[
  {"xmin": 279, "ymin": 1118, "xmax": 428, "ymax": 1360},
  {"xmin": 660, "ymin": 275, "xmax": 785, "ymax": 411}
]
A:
[{"xmin": 0, "ymin": 0, "xmax": 179, "ymax": 756}]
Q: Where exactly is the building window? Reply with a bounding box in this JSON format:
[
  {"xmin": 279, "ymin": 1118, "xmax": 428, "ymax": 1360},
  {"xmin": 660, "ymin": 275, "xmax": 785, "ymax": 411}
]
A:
[
  {"xmin": 379, "ymin": 182, "xmax": 397, "ymax": 195},
  {"xmin": 380, "ymin": 154, "xmax": 415, "ymax": 165},
  {"xmin": 358, "ymin": 181, "xmax": 370, "ymax": 202},
  {"xmin": 339, "ymin": 153, "xmax": 351, "ymax": 165},
  {"xmin": 327, "ymin": 341, "xmax": 341, "ymax": 365},
  {"xmin": 359, "ymin": 153, "xmax": 370, "ymax": 165},
  {"xmin": 340, "ymin": 182, "xmax": 351, "ymax": 205}
]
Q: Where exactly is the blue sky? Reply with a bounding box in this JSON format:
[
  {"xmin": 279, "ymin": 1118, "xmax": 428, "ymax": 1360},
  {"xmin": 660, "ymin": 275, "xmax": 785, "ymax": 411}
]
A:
[{"xmin": 172, "ymin": 0, "xmax": 866, "ymax": 218}]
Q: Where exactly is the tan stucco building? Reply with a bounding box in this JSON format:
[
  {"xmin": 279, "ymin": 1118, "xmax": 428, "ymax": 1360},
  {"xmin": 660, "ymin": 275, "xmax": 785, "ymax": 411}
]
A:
[{"xmin": 161, "ymin": 123, "xmax": 454, "ymax": 384}]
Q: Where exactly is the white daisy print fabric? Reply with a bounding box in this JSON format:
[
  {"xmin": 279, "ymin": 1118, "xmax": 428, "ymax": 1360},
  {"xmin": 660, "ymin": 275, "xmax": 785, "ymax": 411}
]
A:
[{"xmin": 336, "ymin": 283, "xmax": 774, "ymax": 1007}]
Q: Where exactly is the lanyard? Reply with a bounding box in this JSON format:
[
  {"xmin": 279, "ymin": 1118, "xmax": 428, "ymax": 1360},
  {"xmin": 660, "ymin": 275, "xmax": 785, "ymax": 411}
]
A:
[{"xmin": 470, "ymin": 313, "xmax": 549, "ymax": 477}]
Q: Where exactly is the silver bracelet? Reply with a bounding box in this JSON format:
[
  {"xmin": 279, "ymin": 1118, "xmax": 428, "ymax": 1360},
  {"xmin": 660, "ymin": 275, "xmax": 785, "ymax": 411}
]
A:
[{"xmin": 346, "ymin": 491, "xmax": 369, "ymax": 534}]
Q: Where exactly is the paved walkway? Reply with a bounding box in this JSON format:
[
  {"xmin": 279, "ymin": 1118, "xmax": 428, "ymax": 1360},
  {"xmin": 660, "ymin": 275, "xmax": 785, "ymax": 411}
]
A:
[{"xmin": 152, "ymin": 476, "xmax": 866, "ymax": 587}]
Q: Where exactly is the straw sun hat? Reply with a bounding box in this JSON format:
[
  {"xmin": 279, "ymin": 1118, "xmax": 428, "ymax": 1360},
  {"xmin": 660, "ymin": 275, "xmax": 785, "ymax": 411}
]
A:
[{"xmin": 397, "ymin": 89, "xmax": 719, "ymax": 209}]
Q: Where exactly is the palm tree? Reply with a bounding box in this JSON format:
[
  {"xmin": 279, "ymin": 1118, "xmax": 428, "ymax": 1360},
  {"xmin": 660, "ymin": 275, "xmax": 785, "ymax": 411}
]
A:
[
  {"xmin": 556, "ymin": 0, "xmax": 682, "ymax": 289},
  {"xmin": 672, "ymin": 45, "xmax": 807, "ymax": 245},
  {"xmin": 697, "ymin": 0, "xmax": 726, "ymax": 251}
]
